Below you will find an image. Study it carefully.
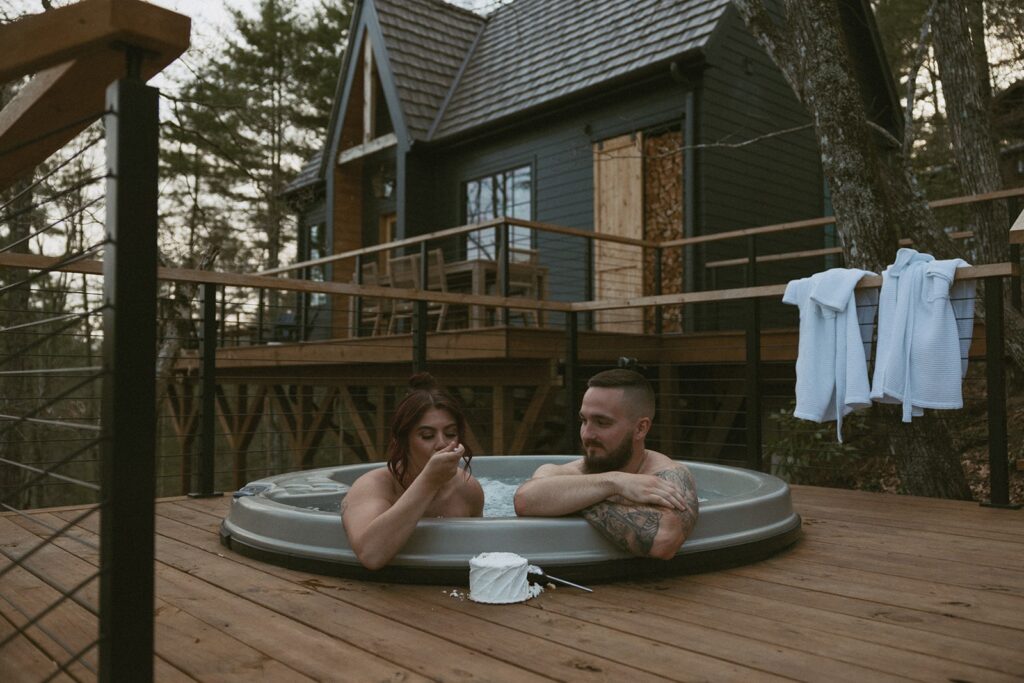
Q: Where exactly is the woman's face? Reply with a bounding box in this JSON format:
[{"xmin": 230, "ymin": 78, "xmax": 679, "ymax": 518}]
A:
[{"xmin": 408, "ymin": 407, "xmax": 458, "ymax": 465}]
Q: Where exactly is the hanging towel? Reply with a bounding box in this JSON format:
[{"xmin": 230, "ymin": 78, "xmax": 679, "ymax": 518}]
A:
[
  {"xmin": 869, "ymin": 248, "xmax": 976, "ymax": 422},
  {"xmin": 783, "ymin": 267, "xmax": 877, "ymax": 441}
]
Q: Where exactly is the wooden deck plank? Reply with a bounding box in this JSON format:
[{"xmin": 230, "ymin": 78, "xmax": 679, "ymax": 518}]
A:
[
  {"xmin": 3, "ymin": 485, "xmax": 1023, "ymax": 681},
  {"xmin": 653, "ymin": 576, "xmax": 1024, "ymax": 678},
  {"xmin": 149, "ymin": 511, "xmax": 689, "ymax": 682},
  {"xmin": 26, "ymin": 512, "xmax": 423, "ymax": 683},
  {"xmin": 4, "ymin": 516, "xmax": 319, "ymax": 683},
  {"xmin": 532, "ymin": 585, "xmax": 909, "ymax": 683},
  {"xmin": 0, "ymin": 517, "xmax": 99, "ymax": 681},
  {"xmin": 601, "ymin": 583, "xmax": 1021, "ymax": 683},
  {"xmin": 60, "ymin": 510, "xmax": 554, "ymax": 683},
  {"xmin": 0, "ymin": 612, "xmax": 77, "ymax": 683},
  {"xmin": 157, "ymin": 500, "xmax": 773, "ymax": 682}
]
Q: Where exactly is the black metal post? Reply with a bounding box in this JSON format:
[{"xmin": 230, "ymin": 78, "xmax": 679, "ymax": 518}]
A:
[
  {"xmin": 745, "ymin": 235, "xmax": 763, "ymax": 471},
  {"xmin": 100, "ymin": 59, "xmax": 157, "ymax": 683},
  {"xmin": 654, "ymin": 246, "xmax": 663, "ymax": 334},
  {"xmin": 256, "ymin": 288, "xmax": 265, "ymax": 344},
  {"xmin": 498, "ymin": 221, "xmax": 510, "ymax": 325},
  {"xmin": 218, "ymin": 283, "xmax": 227, "ymax": 346},
  {"xmin": 981, "ymin": 276, "xmax": 1020, "ymax": 508},
  {"xmin": 190, "ymin": 282, "xmax": 221, "ymax": 500},
  {"xmin": 353, "ymin": 254, "xmax": 364, "ymax": 337},
  {"xmin": 1010, "ymin": 243, "xmax": 1021, "ymax": 313},
  {"xmin": 564, "ymin": 311, "xmax": 579, "ymax": 453},
  {"xmin": 413, "ymin": 301, "xmax": 427, "ymax": 373}
]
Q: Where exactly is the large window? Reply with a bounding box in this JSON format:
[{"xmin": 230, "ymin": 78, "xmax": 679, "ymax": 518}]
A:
[{"xmin": 464, "ymin": 165, "xmax": 533, "ymax": 260}]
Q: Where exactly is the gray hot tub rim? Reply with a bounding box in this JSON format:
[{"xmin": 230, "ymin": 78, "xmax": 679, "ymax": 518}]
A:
[{"xmin": 219, "ymin": 456, "xmax": 801, "ymax": 584}]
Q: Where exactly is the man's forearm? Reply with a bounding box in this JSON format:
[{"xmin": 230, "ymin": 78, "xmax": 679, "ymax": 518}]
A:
[
  {"xmin": 581, "ymin": 501, "xmax": 662, "ymax": 556},
  {"xmin": 514, "ymin": 472, "xmax": 620, "ymax": 516},
  {"xmin": 581, "ymin": 467, "xmax": 699, "ymax": 559}
]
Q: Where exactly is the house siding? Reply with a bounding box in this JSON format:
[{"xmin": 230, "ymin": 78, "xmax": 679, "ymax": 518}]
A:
[
  {"xmin": 410, "ymin": 74, "xmax": 691, "ymax": 306},
  {"xmin": 696, "ymin": 10, "xmax": 824, "ymax": 328}
]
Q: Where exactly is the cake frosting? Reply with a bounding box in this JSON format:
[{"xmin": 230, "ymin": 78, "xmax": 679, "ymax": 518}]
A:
[{"xmin": 468, "ymin": 552, "xmax": 531, "ymax": 603}]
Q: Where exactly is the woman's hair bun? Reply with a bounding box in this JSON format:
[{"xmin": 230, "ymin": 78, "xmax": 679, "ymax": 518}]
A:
[{"xmin": 408, "ymin": 372, "xmax": 437, "ymax": 391}]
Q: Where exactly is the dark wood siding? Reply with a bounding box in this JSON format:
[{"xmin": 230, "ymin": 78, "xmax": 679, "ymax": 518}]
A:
[
  {"xmin": 412, "ymin": 75, "xmax": 691, "ymax": 307},
  {"xmin": 697, "ymin": 10, "xmax": 824, "ymax": 328}
]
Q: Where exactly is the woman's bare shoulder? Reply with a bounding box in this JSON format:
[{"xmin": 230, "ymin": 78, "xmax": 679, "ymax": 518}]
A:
[{"xmin": 346, "ymin": 467, "xmax": 398, "ymax": 503}]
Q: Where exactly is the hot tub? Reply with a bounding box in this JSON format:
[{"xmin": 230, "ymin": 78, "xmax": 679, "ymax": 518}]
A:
[{"xmin": 220, "ymin": 456, "xmax": 801, "ymax": 583}]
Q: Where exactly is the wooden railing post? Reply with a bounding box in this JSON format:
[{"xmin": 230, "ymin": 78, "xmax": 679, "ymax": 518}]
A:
[
  {"xmin": 256, "ymin": 288, "xmax": 265, "ymax": 344},
  {"xmin": 413, "ymin": 243, "xmax": 428, "ymax": 373},
  {"xmin": 654, "ymin": 246, "xmax": 663, "ymax": 334}
]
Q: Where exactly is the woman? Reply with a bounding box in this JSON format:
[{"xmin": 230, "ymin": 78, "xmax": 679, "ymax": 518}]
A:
[{"xmin": 342, "ymin": 373, "xmax": 484, "ymax": 570}]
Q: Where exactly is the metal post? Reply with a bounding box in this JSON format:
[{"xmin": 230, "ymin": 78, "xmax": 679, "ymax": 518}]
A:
[
  {"xmin": 654, "ymin": 246, "xmax": 663, "ymax": 334},
  {"xmin": 413, "ymin": 301, "xmax": 427, "ymax": 373},
  {"xmin": 190, "ymin": 282, "xmax": 221, "ymax": 499},
  {"xmin": 564, "ymin": 311, "xmax": 579, "ymax": 453},
  {"xmin": 100, "ymin": 57, "xmax": 157, "ymax": 683},
  {"xmin": 353, "ymin": 254, "xmax": 363, "ymax": 337},
  {"xmin": 257, "ymin": 288, "xmax": 265, "ymax": 344},
  {"xmin": 745, "ymin": 235, "xmax": 763, "ymax": 471},
  {"xmin": 981, "ymin": 277, "xmax": 1020, "ymax": 508},
  {"xmin": 498, "ymin": 221, "xmax": 510, "ymax": 325},
  {"xmin": 218, "ymin": 282, "xmax": 227, "ymax": 345},
  {"xmin": 1010, "ymin": 243, "xmax": 1021, "ymax": 313}
]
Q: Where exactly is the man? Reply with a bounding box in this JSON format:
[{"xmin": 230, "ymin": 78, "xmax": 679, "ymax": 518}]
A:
[{"xmin": 514, "ymin": 369, "xmax": 699, "ymax": 560}]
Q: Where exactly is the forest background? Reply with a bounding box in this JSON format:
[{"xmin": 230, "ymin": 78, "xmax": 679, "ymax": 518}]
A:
[{"xmin": 0, "ymin": 0, "xmax": 1022, "ymax": 507}]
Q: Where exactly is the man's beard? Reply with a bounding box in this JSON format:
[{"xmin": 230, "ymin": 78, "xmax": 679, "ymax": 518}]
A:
[{"xmin": 582, "ymin": 432, "xmax": 634, "ymax": 473}]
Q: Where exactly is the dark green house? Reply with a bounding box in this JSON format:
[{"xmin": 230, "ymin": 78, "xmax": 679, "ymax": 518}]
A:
[{"xmin": 284, "ymin": 0, "xmax": 897, "ymax": 337}]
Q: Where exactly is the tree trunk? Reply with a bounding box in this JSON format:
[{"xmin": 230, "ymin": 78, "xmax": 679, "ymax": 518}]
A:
[
  {"xmin": 735, "ymin": 0, "xmax": 974, "ymax": 499},
  {"xmin": 932, "ymin": 0, "xmax": 1007, "ymax": 266}
]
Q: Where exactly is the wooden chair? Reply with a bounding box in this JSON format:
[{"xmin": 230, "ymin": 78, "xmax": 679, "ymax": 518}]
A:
[
  {"xmin": 352, "ymin": 261, "xmax": 389, "ymax": 336},
  {"xmin": 387, "ymin": 249, "xmax": 449, "ymax": 333},
  {"xmin": 492, "ymin": 247, "xmax": 542, "ymax": 327}
]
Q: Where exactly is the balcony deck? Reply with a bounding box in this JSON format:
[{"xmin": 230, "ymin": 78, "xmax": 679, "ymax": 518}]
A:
[{"xmin": 2, "ymin": 486, "xmax": 1022, "ymax": 681}]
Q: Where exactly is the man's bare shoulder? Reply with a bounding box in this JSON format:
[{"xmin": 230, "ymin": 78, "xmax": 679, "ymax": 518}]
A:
[
  {"xmin": 640, "ymin": 450, "xmax": 686, "ymax": 474},
  {"xmin": 529, "ymin": 459, "xmax": 585, "ymax": 479}
]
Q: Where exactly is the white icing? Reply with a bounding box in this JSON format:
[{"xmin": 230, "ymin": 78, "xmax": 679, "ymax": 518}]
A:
[{"xmin": 469, "ymin": 552, "xmax": 531, "ymax": 604}]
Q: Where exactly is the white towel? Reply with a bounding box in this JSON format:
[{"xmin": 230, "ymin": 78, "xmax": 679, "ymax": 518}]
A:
[
  {"xmin": 783, "ymin": 268, "xmax": 877, "ymax": 441},
  {"xmin": 870, "ymin": 248, "xmax": 976, "ymax": 422}
]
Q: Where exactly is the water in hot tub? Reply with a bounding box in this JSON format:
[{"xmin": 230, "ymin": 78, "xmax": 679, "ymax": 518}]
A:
[{"xmin": 309, "ymin": 477, "xmax": 713, "ymax": 517}]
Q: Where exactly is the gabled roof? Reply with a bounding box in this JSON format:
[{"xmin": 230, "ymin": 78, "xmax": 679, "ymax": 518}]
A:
[
  {"xmin": 428, "ymin": 0, "xmax": 731, "ymax": 140},
  {"xmin": 281, "ymin": 149, "xmax": 324, "ymax": 197},
  {"xmin": 375, "ymin": 0, "xmax": 484, "ymax": 140}
]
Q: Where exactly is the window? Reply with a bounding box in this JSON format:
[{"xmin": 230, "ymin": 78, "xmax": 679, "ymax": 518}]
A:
[
  {"xmin": 464, "ymin": 165, "xmax": 532, "ymax": 260},
  {"xmin": 304, "ymin": 223, "xmax": 327, "ymax": 307}
]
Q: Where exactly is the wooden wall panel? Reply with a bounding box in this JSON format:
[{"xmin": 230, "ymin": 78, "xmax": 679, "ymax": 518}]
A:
[{"xmin": 593, "ymin": 133, "xmax": 643, "ymax": 332}]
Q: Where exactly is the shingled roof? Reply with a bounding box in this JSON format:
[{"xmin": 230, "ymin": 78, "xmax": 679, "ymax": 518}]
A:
[
  {"xmin": 374, "ymin": 0, "xmax": 484, "ymax": 140},
  {"xmin": 427, "ymin": 0, "xmax": 731, "ymax": 140}
]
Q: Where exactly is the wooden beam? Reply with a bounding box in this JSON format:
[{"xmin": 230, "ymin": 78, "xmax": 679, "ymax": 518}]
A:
[
  {"xmin": 509, "ymin": 383, "xmax": 551, "ymax": 455},
  {"xmin": 339, "ymin": 386, "xmax": 378, "ymax": 460},
  {"xmin": 0, "ymin": 0, "xmax": 190, "ymax": 82},
  {"xmin": 338, "ymin": 132, "xmax": 396, "ymax": 165},
  {"xmin": 362, "ymin": 34, "xmax": 375, "ymax": 145},
  {"xmin": 0, "ymin": 0, "xmax": 190, "ymax": 189}
]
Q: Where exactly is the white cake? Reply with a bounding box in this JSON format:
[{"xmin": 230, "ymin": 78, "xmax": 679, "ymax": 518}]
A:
[{"xmin": 468, "ymin": 552, "xmax": 530, "ymax": 604}]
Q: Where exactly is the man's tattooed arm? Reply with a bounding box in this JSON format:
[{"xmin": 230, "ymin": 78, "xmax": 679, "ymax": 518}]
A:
[{"xmin": 580, "ymin": 465, "xmax": 700, "ymax": 559}]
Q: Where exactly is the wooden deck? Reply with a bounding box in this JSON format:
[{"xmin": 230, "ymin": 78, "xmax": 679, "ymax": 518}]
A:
[{"xmin": 2, "ymin": 486, "xmax": 1022, "ymax": 681}]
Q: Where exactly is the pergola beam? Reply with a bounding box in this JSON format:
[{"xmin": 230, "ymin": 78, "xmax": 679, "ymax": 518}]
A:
[{"xmin": 0, "ymin": 0, "xmax": 190, "ymax": 189}]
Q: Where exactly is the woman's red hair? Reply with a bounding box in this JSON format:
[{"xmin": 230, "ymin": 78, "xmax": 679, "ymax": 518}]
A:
[{"xmin": 387, "ymin": 373, "xmax": 473, "ymax": 485}]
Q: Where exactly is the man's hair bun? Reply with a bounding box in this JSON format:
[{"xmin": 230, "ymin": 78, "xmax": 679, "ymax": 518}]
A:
[{"xmin": 408, "ymin": 372, "xmax": 437, "ymax": 391}]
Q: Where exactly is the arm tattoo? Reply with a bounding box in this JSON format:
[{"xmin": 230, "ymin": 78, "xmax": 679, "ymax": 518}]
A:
[
  {"xmin": 580, "ymin": 465, "xmax": 700, "ymax": 557},
  {"xmin": 581, "ymin": 503, "xmax": 661, "ymax": 556},
  {"xmin": 655, "ymin": 466, "xmax": 700, "ymax": 537}
]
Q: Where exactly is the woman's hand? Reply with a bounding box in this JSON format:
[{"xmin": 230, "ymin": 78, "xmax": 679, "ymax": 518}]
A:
[{"xmin": 419, "ymin": 442, "xmax": 465, "ymax": 490}]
